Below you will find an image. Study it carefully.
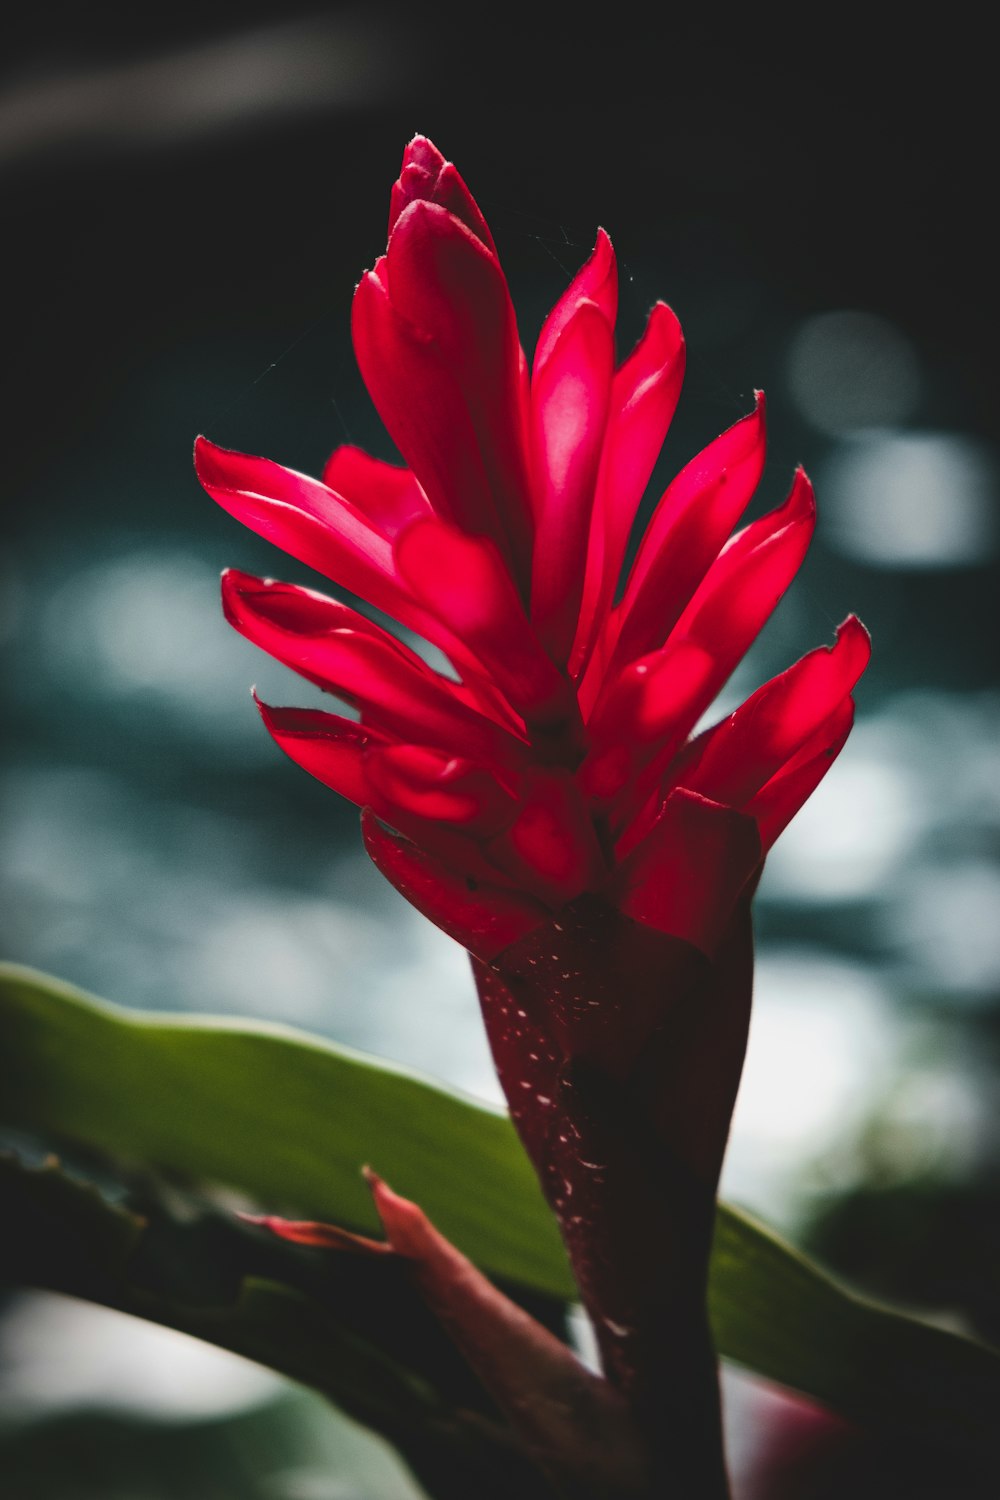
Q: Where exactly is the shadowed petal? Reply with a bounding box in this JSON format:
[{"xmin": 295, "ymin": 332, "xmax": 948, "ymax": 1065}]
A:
[
  {"xmin": 363, "ymin": 811, "xmax": 547, "ymax": 959},
  {"xmin": 486, "ymin": 771, "xmax": 606, "ymax": 907},
  {"xmin": 580, "ymin": 640, "xmax": 716, "ymax": 802},
  {"xmin": 613, "ymin": 789, "xmax": 761, "ymax": 955},
  {"xmin": 365, "ymin": 744, "xmax": 517, "ymax": 832}
]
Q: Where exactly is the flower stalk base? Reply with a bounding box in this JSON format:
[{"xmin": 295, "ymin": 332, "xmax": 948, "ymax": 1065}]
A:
[{"xmin": 474, "ymin": 894, "xmax": 754, "ymax": 1495}]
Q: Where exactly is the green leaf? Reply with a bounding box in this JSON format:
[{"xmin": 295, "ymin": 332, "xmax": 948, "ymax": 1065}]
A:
[
  {"xmin": 2, "ymin": 962, "xmax": 998, "ymax": 1459},
  {"xmin": 0, "ymin": 961, "xmax": 568, "ymax": 1297},
  {"xmin": 709, "ymin": 1203, "xmax": 1000, "ymax": 1459}
]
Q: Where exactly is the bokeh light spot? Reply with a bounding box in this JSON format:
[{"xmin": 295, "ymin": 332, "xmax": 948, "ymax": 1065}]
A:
[
  {"xmin": 819, "ymin": 430, "xmax": 998, "ymax": 567},
  {"xmin": 787, "ymin": 309, "xmax": 920, "ymax": 435}
]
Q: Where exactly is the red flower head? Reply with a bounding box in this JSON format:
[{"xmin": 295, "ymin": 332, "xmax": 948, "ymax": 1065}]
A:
[{"xmin": 195, "ymin": 136, "xmax": 868, "ymax": 1433}]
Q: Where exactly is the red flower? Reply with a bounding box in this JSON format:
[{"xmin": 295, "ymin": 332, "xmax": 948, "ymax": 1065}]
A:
[
  {"xmin": 196, "ymin": 136, "xmax": 868, "ymax": 1479},
  {"xmin": 196, "ymin": 135, "xmax": 867, "ymax": 967}
]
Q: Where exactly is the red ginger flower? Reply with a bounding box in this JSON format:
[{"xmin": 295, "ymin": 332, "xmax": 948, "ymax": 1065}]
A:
[
  {"xmin": 196, "ymin": 136, "xmax": 868, "ymax": 1485},
  {"xmin": 196, "ymin": 136, "xmax": 867, "ymax": 963}
]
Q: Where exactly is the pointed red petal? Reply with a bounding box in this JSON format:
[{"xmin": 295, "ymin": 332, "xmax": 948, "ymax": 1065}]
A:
[
  {"xmin": 532, "ymin": 228, "xmax": 618, "ymax": 377},
  {"xmin": 195, "ymin": 436, "xmax": 402, "ymax": 613},
  {"xmin": 572, "ymin": 302, "xmax": 686, "ymax": 679},
  {"xmin": 748, "ymin": 697, "xmax": 856, "ymax": 849},
  {"xmin": 381, "ymin": 199, "xmax": 533, "ymax": 575},
  {"xmin": 254, "ymin": 699, "xmax": 381, "ymax": 808},
  {"xmin": 529, "ymin": 298, "xmax": 615, "ymax": 663},
  {"xmin": 672, "ymin": 468, "xmax": 815, "ymax": 667},
  {"xmin": 599, "ymin": 514, "xmax": 814, "ymax": 834},
  {"xmin": 222, "ymin": 571, "xmax": 525, "ymax": 769},
  {"xmin": 679, "ymin": 616, "xmax": 871, "ymax": 807},
  {"xmin": 352, "ymin": 264, "xmax": 519, "ymax": 565},
  {"xmin": 388, "ymin": 135, "xmax": 497, "ymax": 255},
  {"xmin": 256, "ymin": 698, "xmax": 522, "ymax": 866},
  {"xmin": 243, "ymin": 1213, "xmax": 389, "ymax": 1255},
  {"xmin": 605, "ymin": 392, "xmax": 767, "ymax": 671},
  {"xmin": 199, "ymin": 437, "xmax": 513, "ymax": 710}
]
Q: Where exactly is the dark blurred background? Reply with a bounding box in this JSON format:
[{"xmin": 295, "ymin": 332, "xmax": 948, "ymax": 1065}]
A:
[{"xmin": 2, "ymin": 5, "xmax": 998, "ymax": 1496}]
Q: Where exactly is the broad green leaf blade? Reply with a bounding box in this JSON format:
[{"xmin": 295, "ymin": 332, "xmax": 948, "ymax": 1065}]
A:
[
  {"xmin": 2, "ymin": 962, "xmax": 998, "ymax": 1458},
  {"xmin": 0, "ymin": 961, "xmax": 570, "ymax": 1298}
]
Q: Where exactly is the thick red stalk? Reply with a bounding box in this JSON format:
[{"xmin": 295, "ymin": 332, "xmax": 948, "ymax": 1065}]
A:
[{"xmin": 471, "ymin": 894, "xmax": 755, "ymax": 1495}]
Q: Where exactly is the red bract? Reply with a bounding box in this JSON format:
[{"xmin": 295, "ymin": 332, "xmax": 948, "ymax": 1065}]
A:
[
  {"xmin": 196, "ymin": 142, "xmax": 866, "ymax": 959},
  {"xmin": 197, "ymin": 136, "xmax": 868, "ymax": 1487}
]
